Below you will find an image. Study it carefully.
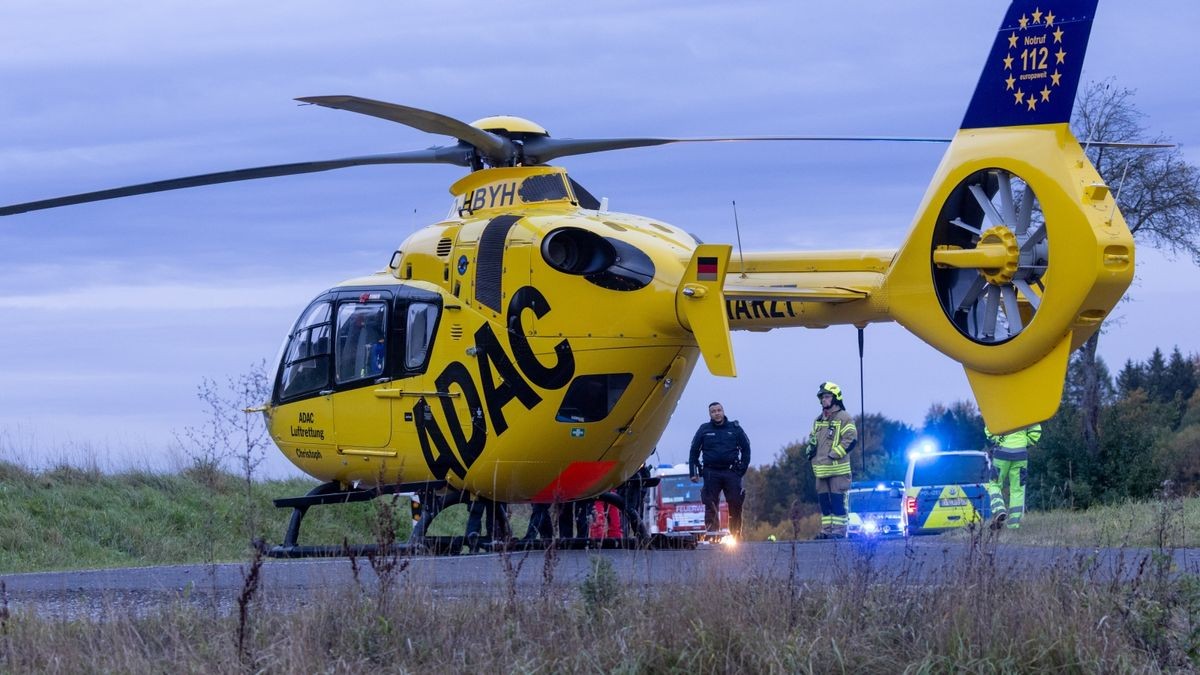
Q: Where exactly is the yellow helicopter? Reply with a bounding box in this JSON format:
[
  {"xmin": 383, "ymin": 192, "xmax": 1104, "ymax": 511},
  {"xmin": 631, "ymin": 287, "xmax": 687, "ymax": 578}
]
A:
[{"xmin": 1, "ymin": 0, "xmax": 1141, "ymax": 550}]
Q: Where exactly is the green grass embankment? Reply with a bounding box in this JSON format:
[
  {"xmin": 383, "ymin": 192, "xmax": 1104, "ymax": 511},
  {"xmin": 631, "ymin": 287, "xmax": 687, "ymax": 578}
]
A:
[
  {"xmin": 1010, "ymin": 495, "xmax": 1199, "ymax": 548},
  {"xmin": 1, "ymin": 458, "xmax": 1196, "ymax": 573},
  {"xmin": 0, "ymin": 461, "xmax": 484, "ymax": 573}
]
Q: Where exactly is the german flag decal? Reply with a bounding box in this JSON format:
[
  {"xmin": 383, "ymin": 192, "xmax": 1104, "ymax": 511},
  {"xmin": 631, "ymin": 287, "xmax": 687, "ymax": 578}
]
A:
[{"xmin": 697, "ymin": 256, "xmax": 719, "ymax": 281}]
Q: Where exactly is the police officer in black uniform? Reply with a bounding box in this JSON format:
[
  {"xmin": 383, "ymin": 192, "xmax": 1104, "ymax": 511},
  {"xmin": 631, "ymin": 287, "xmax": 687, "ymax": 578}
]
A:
[{"xmin": 688, "ymin": 401, "xmax": 751, "ymax": 538}]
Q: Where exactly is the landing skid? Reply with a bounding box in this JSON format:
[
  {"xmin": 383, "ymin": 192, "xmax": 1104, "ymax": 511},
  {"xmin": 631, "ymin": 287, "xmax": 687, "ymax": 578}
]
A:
[
  {"xmin": 266, "ymin": 479, "xmax": 694, "ymax": 558},
  {"xmin": 269, "ymin": 533, "xmax": 697, "ymax": 558},
  {"xmin": 266, "ymin": 479, "xmax": 446, "ymax": 558}
]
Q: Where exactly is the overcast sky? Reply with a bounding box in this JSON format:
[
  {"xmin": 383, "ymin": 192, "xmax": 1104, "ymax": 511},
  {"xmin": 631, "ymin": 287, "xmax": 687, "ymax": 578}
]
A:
[{"xmin": 1, "ymin": 1, "xmax": 1197, "ymax": 478}]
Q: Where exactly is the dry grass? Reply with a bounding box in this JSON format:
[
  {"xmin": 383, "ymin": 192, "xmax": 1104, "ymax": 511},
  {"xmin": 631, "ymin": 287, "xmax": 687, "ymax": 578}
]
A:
[
  {"xmin": 1, "ymin": 463, "xmax": 1198, "ymax": 671},
  {"xmin": 1, "ymin": 541, "xmax": 1197, "ymax": 673}
]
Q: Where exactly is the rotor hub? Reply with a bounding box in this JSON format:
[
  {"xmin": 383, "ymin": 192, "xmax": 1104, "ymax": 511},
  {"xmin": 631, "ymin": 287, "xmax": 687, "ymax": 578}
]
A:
[
  {"xmin": 978, "ymin": 225, "xmax": 1020, "ymax": 285},
  {"xmin": 470, "ymin": 115, "xmax": 549, "ymax": 137}
]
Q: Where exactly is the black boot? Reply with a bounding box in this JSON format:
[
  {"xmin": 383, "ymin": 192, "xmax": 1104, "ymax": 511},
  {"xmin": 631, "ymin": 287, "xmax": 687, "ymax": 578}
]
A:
[{"xmin": 988, "ymin": 512, "xmax": 1008, "ymax": 531}]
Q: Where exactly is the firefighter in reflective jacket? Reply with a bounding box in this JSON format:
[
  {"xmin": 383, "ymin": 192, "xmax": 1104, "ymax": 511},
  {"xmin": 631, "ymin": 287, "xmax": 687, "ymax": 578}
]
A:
[
  {"xmin": 984, "ymin": 423, "xmax": 1041, "ymax": 529},
  {"xmin": 805, "ymin": 382, "xmax": 857, "ymax": 539}
]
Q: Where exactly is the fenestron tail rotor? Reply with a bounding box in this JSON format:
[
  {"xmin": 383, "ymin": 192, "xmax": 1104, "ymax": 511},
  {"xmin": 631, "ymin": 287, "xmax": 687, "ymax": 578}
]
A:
[
  {"xmin": 931, "ymin": 168, "xmax": 1048, "ymax": 345},
  {"xmin": 884, "ymin": 123, "xmax": 1134, "ymax": 433},
  {"xmin": 876, "ymin": 0, "xmax": 1141, "ymax": 433}
]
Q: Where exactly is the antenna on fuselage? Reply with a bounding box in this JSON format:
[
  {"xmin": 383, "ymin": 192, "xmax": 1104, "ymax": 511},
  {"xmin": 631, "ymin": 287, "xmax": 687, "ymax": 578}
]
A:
[{"xmin": 731, "ymin": 200, "xmax": 747, "ymax": 279}]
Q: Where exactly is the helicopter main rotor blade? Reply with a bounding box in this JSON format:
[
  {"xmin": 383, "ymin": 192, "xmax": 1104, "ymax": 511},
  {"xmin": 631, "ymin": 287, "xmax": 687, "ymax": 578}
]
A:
[
  {"xmin": 0, "ymin": 148, "xmax": 470, "ymax": 217},
  {"xmin": 521, "ymin": 135, "xmax": 952, "ymax": 164},
  {"xmin": 297, "ymin": 96, "xmax": 515, "ymax": 165},
  {"xmin": 522, "ymin": 136, "xmax": 1176, "ymax": 164}
]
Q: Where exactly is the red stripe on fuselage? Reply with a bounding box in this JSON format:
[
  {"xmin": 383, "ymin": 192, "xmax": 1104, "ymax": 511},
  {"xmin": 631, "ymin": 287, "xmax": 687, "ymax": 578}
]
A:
[{"xmin": 531, "ymin": 461, "xmax": 617, "ymax": 502}]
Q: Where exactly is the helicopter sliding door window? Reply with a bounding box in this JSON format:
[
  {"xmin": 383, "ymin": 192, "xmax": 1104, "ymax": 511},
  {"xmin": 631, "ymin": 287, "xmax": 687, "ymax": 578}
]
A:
[
  {"xmin": 555, "ymin": 373, "xmax": 633, "ymax": 423},
  {"xmin": 334, "ymin": 302, "xmax": 388, "ymax": 384},
  {"xmin": 404, "ymin": 302, "xmax": 439, "ymax": 370},
  {"xmin": 278, "ymin": 301, "xmax": 333, "ymax": 400}
]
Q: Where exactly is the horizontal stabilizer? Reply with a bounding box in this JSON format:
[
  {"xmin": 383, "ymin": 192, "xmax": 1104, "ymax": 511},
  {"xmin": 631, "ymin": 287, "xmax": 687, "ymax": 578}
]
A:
[{"xmin": 723, "ymin": 284, "xmax": 868, "ymax": 304}]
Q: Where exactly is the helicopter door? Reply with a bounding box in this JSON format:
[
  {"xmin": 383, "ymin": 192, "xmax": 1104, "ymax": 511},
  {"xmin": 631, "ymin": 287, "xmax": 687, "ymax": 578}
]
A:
[
  {"xmin": 396, "ymin": 298, "xmax": 447, "ymax": 460},
  {"xmin": 449, "ymin": 220, "xmax": 481, "ymax": 303},
  {"xmin": 331, "ymin": 297, "xmax": 392, "ymax": 449},
  {"xmin": 501, "ymin": 221, "xmax": 533, "ymax": 313}
]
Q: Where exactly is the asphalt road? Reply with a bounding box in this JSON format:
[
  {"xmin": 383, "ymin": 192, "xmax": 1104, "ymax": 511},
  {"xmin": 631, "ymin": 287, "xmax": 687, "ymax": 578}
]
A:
[{"xmin": 4, "ymin": 537, "xmax": 1199, "ymax": 619}]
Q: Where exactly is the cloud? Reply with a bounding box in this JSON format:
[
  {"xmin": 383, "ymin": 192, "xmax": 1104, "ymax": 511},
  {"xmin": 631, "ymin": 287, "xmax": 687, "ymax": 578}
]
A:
[
  {"xmin": 1, "ymin": 0, "xmax": 1195, "ymax": 479},
  {"xmin": 0, "ymin": 280, "xmax": 326, "ymax": 312}
]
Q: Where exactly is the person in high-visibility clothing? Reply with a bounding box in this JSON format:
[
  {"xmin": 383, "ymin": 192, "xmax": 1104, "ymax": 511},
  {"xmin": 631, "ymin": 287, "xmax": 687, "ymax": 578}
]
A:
[
  {"xmin": 984, "ymin": 423, "xmax": 1042, "ymax": 529},
  {"xmin": 805, "ymin": 382, "xmax": 857, "ymax": 539}
]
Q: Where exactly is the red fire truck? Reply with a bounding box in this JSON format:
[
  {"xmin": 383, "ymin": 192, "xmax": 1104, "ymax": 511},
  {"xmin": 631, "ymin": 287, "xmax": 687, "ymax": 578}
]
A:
[{"xmin": 646, "ymin": 463, "xmax": 729, "ymax": 535}]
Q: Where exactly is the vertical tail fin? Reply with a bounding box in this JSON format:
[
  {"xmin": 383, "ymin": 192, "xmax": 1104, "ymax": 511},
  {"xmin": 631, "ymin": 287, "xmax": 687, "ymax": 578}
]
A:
[{"xmin": 961, "ymin": 0, "xmax": 1098, "ymax": 130}]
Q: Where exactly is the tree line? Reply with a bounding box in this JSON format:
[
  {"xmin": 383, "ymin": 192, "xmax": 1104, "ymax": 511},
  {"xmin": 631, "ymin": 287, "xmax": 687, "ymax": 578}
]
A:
[{"xmin": 744, "ymin": 345, "xmax": 1199, "ymax": 528}]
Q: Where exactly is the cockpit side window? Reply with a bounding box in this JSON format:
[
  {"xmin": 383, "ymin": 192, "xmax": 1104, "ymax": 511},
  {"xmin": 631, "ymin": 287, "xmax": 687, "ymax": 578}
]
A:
[
  {"xmin": 335, "ymin": 302, "xmax": 388, "ymax": 384},
  {"xmin": 405, "ymin": 302, "xmax": 439, "ymax": 370},
  {"xmin": 278, "ymin": 301, "xmax": 333, "ymax": 400}
]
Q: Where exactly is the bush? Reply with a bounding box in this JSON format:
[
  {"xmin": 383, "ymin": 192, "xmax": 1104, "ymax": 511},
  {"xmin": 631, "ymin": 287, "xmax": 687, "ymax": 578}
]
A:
[{"xmin": 1156, "ymin": 425, "xmax": 1200, "ymax": 495}]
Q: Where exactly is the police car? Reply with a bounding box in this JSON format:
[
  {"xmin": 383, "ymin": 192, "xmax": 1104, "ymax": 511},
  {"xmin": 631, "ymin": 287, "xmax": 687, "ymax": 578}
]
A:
[
  {"xmin": 846, "ymin": 481, "xmax": 905, "ymax": 538},
  {"xmin": 902, "ymin": 449, "xmax": 992, "ymax": 535}
]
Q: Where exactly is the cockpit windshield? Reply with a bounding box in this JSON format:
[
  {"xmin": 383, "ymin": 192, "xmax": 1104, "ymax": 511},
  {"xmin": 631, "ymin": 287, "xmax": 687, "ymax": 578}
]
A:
[
  {"xmin": 274, "ymin": 287, "xmax": 442, "ymax": 403},
  {"xmin": 277, "ymin": 301, "xmax": 332, "ymax": 400}
]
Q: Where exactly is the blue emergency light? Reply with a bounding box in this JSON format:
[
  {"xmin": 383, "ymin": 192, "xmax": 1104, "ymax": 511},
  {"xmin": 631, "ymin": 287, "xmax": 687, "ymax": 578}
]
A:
[{"xmin": 906, "ymin": 438, "xmax": 939, "ymax": 461}]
